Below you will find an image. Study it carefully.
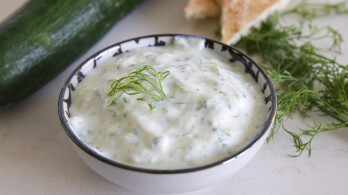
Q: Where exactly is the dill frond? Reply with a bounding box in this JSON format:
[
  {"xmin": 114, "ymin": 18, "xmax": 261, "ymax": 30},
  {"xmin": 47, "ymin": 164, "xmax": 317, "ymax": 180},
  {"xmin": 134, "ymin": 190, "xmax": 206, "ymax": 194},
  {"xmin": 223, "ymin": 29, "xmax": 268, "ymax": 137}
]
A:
[
  {"xmin": 235, "ymin": 0, "xmax": 348, "ymax": 156},
  {"xmin": 107, "ymin": 65, "xmax": 170, "ymax": 110}
]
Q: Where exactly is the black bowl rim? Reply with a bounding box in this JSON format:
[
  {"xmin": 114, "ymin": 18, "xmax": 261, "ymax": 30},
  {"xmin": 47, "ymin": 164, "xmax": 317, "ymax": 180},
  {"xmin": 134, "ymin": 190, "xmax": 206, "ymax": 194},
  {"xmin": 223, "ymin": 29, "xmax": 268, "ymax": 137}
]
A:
[{"xmin": 58, "ymin": 33, "xmax": 277, "ymax": 174}]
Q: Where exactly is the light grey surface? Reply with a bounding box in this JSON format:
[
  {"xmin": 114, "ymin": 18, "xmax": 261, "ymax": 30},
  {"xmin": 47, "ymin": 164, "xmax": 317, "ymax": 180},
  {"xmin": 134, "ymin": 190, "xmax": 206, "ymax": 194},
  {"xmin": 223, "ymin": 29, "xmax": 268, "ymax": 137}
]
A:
[{"xmin": 0, "ymin": 0, "xmax": 347, "ymax": 194}]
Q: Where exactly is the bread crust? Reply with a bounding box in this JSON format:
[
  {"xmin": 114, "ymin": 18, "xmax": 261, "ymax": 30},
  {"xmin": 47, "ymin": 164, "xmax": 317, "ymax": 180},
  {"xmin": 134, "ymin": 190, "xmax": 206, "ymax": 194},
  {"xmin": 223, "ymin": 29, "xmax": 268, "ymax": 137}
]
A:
[
  {"xmin": 185, "ymin": 0, "xmax": 221, "ymax": 19},
  {"xmin": 221, "ymin": 0, "xmax": 289, "ymax": 44}
]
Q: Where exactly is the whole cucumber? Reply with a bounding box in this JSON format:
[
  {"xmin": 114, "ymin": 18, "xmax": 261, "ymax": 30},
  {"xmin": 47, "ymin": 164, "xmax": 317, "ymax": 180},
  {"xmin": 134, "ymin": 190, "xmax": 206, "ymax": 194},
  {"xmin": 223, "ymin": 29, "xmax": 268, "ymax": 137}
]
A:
[{"xmin": 0, "ymin": 0, "xmax": 143, "ymax": 106}]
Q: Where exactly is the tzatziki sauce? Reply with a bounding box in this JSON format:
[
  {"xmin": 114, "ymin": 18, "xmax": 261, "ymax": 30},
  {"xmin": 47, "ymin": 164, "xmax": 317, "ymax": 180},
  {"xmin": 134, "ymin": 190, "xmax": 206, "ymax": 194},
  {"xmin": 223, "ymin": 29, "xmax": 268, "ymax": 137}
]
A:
[{"xmin": 69, "ymin": 38, "xmax": 267, "ymax": 169}]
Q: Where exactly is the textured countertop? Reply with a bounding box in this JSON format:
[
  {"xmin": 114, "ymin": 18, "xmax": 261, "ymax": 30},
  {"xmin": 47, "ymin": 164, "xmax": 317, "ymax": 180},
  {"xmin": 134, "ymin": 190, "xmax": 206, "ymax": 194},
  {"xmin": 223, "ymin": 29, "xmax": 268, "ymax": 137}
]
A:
[{"xmin": 0, "ymin": 0, "xmax": 347, "ymax": 194}]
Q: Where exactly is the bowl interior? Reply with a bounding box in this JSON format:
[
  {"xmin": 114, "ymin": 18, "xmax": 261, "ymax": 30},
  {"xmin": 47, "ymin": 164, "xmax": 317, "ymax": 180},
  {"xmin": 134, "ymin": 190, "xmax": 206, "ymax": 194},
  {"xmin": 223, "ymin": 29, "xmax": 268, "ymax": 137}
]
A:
[{"xmin": 58, "ymin": 34, "xmax": 276, "ymax": 174}]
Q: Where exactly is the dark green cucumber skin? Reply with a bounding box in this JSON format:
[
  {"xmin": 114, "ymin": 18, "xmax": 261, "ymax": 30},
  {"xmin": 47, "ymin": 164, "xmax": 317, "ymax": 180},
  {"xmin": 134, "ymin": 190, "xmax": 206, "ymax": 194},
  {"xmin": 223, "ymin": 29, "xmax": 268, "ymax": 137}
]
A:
[{"xmin": 0, "ymin": 0, "xmax": 143, "ymax": 107}]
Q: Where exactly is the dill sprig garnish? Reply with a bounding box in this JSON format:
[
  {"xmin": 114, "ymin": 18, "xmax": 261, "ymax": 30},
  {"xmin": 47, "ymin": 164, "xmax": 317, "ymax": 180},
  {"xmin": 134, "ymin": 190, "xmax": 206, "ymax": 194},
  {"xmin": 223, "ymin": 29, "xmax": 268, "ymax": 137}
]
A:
[
  {"xmin": 235, "ymin": 0, "xmax": 348, "ymax": 156},
  {"xmin": 107, "ymin": 65, "xmax": 170, "ymax": 110}
]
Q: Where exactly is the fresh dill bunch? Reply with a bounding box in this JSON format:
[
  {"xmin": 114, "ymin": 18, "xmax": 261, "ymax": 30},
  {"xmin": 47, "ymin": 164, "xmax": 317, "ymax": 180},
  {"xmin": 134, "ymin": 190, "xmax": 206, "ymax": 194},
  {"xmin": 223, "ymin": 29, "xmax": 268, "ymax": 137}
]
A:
[
  {"xmin": 107, "ymin": 65, "xmax": 170, "ymax": 110},
  {"xmin": 235, "ymin": 0, "xmax": 348, "ymax": 156},
  {"xmin": 283, "ymin": 0, "xmax": 348, "ymax": 20}
]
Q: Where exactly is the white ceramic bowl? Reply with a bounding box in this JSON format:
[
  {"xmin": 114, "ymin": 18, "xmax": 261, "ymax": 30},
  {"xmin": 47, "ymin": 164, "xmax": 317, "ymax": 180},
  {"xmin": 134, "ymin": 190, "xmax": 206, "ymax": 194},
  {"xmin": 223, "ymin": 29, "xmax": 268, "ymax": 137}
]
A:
[{"xmin": 58, "ymin": 34, "xmax": 277, "ymax": 194}]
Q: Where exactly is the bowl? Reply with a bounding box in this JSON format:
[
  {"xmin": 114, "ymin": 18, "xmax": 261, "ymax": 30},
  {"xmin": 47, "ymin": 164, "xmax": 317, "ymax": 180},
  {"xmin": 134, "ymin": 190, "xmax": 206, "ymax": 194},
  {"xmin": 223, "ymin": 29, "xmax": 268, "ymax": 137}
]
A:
[{"xmin": 58, "ymin": 34, "xmax": 277, "ymax": 194}]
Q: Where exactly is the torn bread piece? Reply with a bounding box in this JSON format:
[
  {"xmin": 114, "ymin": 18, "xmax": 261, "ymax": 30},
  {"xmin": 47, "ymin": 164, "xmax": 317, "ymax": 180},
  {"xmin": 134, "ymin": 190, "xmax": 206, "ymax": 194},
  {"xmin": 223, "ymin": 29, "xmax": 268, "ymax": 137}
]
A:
[
  {"xmin": 221, "ymin": 0, "xmax": 289, "ymax": 45},
  {"xmin": 185, "ymin": 0, "xmax": 221, "ymax": 20}
]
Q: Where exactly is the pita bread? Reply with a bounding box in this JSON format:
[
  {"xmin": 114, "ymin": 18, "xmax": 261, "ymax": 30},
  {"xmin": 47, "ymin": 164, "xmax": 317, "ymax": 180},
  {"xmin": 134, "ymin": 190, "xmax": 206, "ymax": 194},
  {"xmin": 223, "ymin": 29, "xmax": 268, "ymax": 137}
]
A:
[
  {"xmin": 221, "ymin": 0, "xmax": 289, "ymax": 44},
  {"xmin": 185, "ymin": 0, "xmax": 221, "ymax": 19}
]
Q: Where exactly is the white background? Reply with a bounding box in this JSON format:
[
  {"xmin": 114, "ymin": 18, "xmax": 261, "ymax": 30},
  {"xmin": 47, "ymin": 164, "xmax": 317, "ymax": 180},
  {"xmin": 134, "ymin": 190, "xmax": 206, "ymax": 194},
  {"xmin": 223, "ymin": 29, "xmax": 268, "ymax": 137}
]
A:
[{"xmin": 0, "ymin": 0, "xmax": 347, "ymax": 194}]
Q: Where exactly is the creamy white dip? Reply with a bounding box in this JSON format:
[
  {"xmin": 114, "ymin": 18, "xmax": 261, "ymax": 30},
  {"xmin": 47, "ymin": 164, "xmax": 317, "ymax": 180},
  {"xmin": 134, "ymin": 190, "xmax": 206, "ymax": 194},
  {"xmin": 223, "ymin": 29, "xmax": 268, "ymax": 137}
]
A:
[{"xmin": 70, "ymin": 38, "xmax": 267, "ymax": 169}]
